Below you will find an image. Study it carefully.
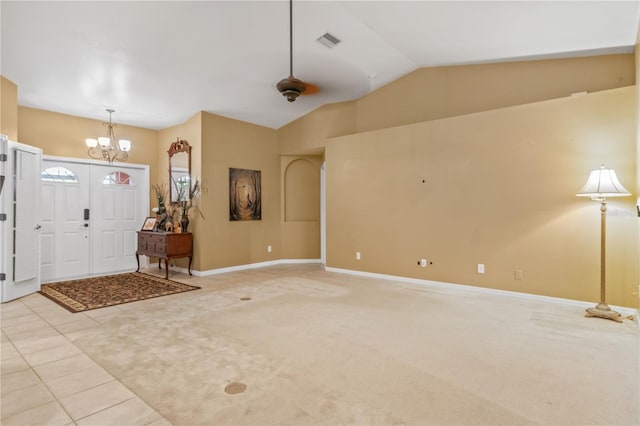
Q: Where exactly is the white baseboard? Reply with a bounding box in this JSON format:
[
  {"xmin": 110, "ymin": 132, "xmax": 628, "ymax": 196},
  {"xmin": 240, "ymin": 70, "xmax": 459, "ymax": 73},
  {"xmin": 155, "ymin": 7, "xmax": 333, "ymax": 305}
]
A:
[
  {"xmin": 172, "ymin": 259, "xmax": 323, "ymax": 277},
  {"xmin": 325, "ymin": 267, "xmax": 639, "ymax": 318}
]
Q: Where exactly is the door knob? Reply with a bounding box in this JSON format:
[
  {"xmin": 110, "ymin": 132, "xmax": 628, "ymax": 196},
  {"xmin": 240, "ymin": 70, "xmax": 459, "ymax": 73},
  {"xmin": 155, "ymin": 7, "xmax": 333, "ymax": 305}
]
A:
[{"xmin": 83, "ymin": 223, "xmax": 89, "ymax": 228}]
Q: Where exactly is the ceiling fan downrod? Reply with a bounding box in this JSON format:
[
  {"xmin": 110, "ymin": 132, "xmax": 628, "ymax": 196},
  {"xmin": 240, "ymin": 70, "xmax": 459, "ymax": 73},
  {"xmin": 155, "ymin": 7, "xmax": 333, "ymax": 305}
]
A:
[{"xmin": 277, "ymin": 0, "xmax": 306, "ymax": 102}]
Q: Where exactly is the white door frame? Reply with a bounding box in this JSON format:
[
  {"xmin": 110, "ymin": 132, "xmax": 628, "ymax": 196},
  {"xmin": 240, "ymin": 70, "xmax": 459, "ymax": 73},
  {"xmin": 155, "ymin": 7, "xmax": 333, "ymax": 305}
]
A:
[
  {"xmin": 42, "ymin": 155, "xmax": 150, "ymax": 279},
  {"xmin": 321, "ymin": 161, "xmax": 326, "ymax": 265}
]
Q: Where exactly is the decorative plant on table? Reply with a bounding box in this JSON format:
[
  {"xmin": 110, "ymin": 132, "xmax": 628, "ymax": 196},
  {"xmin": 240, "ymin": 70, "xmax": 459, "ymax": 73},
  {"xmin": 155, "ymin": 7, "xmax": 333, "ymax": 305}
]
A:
[
  {"xmin": 172, "ymin": 176, "xmax": 202, "ymax": 232},
  {"xmin": 152, "ymin": 183, "xmax": 169, "ymax": 231}
]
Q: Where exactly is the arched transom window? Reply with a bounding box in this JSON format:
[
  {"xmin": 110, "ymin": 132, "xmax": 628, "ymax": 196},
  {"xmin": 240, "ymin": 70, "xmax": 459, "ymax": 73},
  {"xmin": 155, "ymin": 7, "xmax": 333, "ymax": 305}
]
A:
[
  {"xmin": 102, "ymin": 171, "xmax": 134, "ymax": 185},
  {"xmin": 41, "ymin": 167, "xmax": 79, "ymax": 183}
]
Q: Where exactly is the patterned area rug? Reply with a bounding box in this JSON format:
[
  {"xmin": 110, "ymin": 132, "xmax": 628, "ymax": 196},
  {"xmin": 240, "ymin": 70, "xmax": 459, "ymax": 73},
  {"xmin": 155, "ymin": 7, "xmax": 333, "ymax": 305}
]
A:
[{"xmin": 39, "ymin": 272, "xmax": 200, "ymax": 313}]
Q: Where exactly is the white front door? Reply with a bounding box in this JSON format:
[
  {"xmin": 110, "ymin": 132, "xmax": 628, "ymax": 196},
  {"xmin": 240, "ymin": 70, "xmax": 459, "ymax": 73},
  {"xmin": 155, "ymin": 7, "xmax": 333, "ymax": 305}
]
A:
[
  {"xmin": 40, "ymin": 158, "xmax": 148, "ymax": 282},
  {"xmin": 40, "ymin": 161, "xmax": 91, "ymax": 282},
  {"xmin": 90, "ymin": 165, "xmax": 146, "ymax": 274}
]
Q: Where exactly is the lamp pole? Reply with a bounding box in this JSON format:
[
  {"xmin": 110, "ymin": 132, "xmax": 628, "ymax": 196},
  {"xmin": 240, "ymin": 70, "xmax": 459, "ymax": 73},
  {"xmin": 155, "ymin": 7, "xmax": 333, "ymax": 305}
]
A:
[
  {"xmin": 584, "ymin": 197, "xmax": 622, "ymax": 322},
  {"xmin": 599, "ymin": 199, "xmax": 606, "ymax": 305}
]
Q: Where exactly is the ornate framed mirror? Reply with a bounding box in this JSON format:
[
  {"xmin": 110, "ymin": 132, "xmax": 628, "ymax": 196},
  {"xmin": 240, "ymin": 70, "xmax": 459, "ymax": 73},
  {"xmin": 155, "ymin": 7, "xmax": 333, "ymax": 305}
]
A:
[{"xmin": 168, "ymin": 138, "xmax": 191, "ymax": 204}]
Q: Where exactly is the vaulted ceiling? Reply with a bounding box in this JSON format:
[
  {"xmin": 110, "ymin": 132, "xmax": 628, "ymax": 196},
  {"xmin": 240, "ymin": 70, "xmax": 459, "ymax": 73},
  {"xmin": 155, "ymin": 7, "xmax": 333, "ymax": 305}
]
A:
[{"xmin": 2, "ymin": 1, "xmax": 639, "ymax": 130}]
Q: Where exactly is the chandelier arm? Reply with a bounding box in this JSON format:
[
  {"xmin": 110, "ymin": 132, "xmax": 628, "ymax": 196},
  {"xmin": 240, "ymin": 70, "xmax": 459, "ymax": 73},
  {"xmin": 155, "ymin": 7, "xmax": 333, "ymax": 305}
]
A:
[{"xmin": 87, "ymin": 147, "xmax": 104, "ymax": 161}]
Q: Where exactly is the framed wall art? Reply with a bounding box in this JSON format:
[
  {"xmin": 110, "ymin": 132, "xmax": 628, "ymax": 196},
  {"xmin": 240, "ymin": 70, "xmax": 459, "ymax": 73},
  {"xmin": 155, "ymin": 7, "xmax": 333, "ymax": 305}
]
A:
[{"xmin": 229, "ymin": 168, "xmax": 261, "ymax": 221}]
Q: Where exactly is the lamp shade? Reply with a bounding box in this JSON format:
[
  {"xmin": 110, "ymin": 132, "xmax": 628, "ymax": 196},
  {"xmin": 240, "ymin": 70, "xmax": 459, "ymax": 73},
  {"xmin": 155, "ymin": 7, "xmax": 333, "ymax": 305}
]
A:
[
  {"xmin": 577, "ymin": 165, "xmax": 630, "ymax": 198},
  {"xmin": 118, "ymin": 139, "xmax": 131, "ymax": 152}
]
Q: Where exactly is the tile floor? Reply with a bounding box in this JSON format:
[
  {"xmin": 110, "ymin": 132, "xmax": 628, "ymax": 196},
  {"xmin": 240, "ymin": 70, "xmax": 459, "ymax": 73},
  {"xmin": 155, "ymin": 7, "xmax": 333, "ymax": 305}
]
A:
[
  {"xmin": 1, "ymin": 263, "xmax": 318, "ymax": 425},
  {"xmin": 1, "ymin": 277, "xmax": 171, "ymax": 425}
]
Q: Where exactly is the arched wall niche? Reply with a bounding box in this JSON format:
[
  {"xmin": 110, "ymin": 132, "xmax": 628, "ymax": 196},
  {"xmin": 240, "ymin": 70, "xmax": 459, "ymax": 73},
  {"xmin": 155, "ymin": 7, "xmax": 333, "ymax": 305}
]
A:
[{"xmin": 284, "ymin": 158, "xmax": 320, "ymax": 222}]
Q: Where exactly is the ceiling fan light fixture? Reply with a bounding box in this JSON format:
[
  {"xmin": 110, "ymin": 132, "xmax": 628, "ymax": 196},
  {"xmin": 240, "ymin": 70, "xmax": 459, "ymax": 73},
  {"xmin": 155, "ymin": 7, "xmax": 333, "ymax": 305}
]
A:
[{"xmin": 277, "ymin": 76, "xmax": 306, "ymax": 102}]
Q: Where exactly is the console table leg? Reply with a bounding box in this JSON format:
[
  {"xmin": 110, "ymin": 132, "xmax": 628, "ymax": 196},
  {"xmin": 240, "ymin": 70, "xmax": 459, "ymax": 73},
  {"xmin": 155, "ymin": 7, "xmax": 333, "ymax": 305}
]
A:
[
  {"xmin": 135, "ymin": 254, "xmax": 140, "ymax": 272},
  {"xmin": 188, "ymin": 256, "xmax": 193, "ymax": 276},
  {"xmin": 165, "ymin": 259, "xmax": 169, "ymax": 279}
]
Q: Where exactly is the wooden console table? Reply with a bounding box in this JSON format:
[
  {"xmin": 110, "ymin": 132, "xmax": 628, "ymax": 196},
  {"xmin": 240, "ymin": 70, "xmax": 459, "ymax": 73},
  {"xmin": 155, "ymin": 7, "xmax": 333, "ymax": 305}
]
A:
[{"xmin": 136, "ymin": 231, "xmax": 193, "ymax": 279}]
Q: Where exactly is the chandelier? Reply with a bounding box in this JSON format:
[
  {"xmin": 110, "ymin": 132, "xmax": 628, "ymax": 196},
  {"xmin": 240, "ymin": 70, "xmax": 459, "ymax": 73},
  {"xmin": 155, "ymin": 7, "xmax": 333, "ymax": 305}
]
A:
[{"xmin": 85, "ymin": 109, "xmax": 131, "ymax": 163}]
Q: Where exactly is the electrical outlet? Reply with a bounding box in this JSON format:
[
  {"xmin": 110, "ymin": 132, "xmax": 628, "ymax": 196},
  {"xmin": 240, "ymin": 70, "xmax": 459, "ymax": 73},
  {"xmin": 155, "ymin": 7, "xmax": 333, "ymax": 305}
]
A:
[
  {"xmin": 267, "ymin": 245, "xmax": 272, "ymax": 253},
  {"xmin": 420, "ymin": 258, "xmax": 427, "ymax": 267},
  {"xmin": 514, "ymin": 269, "xmax": 523, "ymax": 280},
  {"xmin": 356, "ymin": 252, "xmax": 361, "ymax": 260},
  {"xmin": 477, "ymin": 263, "xmax": 485, "ymax": 274}
]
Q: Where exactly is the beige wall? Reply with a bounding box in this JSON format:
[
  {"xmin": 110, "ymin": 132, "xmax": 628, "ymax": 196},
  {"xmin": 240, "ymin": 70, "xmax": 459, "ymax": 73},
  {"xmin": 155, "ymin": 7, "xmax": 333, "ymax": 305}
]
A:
[
  {"xmin": 326, "ymin": 87, "xmax": 637, "ymax": 308},
  {"xmin": 355, "ymin": 54, "xmax": 635, "ymax": 134},
  {"xmin": 156, "ymin": 113, "xmax": 203, "ymax": 269},
  {"xmin": 17, "ymin": 107, "xmax": 158, "ymax": 174},
  {"xmin": 9, "ymin": 53, "xmax": 639, "ymax": 307},
  {"xmin": 16, "ymin": 107, "xmax": 160, "ymax": 245},
  {"xmin": 157, "ymin": 112, "xmax": 202, "ymax": 197},
  {"xmin": 278, "ymin": 101, "xmax": 356, "ymax": 155},
  {"xmin": 13, "ymin": 103, "xmax": 303, "ymax": 273},
  {"xmin": 198, "ymin": 112, "xmax": 280, "ymax": 270},
  {"xmin": 1, "ymin": 76, "xmax": 18, "ymax": 139},
  {"xmin": 276, "ymin": 55, "xmax": 638, "ymax": 307}
]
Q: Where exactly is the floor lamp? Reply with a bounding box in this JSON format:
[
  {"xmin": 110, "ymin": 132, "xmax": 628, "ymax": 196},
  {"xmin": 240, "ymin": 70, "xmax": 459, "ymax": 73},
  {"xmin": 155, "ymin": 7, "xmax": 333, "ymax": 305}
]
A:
[{"xmin": 576, "ymin": 165, "xmax": 630, "ymax": 322}]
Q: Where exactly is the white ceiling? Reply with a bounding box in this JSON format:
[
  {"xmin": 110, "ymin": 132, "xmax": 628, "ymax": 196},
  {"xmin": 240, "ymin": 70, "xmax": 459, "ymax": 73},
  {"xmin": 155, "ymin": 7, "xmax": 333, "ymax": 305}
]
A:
[{"xmin": 1, "ymin": 1, "xmax": 639, "ymax": 130}]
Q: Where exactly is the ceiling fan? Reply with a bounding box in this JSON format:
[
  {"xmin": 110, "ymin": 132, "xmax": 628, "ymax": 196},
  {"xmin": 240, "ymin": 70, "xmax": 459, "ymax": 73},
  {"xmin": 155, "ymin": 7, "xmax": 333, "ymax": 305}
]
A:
[{"xmin": 277, "ymin": 0, "xmax": 319, "ymax": 102}]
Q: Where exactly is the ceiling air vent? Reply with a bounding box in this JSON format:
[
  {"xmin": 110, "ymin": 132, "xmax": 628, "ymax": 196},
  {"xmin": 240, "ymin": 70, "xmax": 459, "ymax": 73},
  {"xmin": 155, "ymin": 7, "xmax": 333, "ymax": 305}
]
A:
[{"xmin": 316, "ymin": 33, "xmax": 341, "ymax": 48}]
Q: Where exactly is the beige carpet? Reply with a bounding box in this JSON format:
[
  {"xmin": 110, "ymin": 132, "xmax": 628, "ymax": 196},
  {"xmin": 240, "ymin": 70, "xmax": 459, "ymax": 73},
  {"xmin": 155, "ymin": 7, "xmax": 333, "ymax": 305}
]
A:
[{"xmin": 73, "ymin": 266, "xmax": 639, "ymax": 425}]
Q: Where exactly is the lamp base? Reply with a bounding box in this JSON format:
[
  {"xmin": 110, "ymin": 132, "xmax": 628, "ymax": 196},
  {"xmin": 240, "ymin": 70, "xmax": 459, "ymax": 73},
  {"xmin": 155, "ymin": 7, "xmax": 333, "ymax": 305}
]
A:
[{"xmin": 585, "ymin": 303, "xmax": 623, "ymax": 323}]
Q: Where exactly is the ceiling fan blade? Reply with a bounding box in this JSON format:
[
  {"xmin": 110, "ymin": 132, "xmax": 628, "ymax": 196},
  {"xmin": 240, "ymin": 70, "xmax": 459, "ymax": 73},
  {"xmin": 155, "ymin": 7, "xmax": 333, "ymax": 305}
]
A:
[{"xmin": 301, "ymin": 82, "xmax": 319, "ymax": 96}]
